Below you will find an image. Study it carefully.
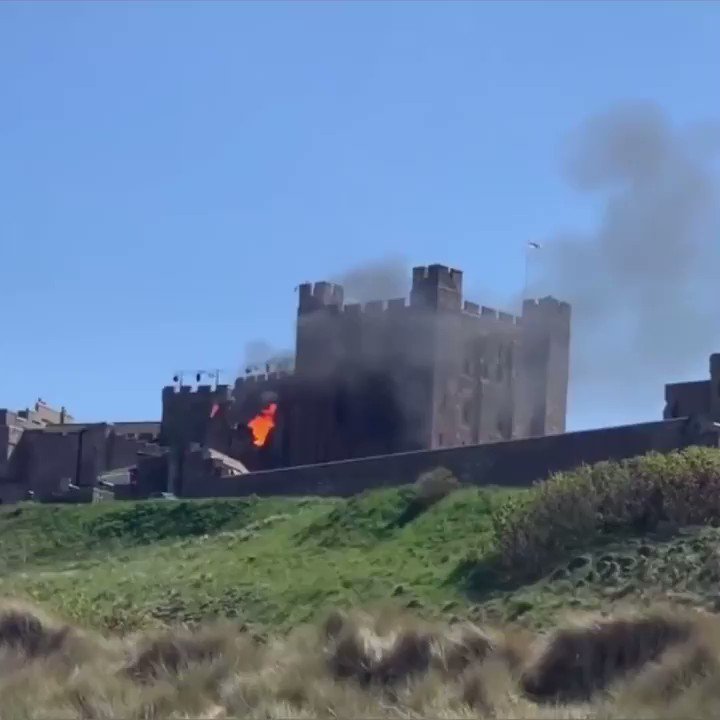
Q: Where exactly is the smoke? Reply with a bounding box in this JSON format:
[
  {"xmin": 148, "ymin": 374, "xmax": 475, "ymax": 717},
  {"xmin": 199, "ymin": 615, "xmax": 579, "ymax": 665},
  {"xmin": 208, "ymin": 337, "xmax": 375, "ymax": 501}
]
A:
[
  {"xmin": 331, "ymin": 256, "xmax": 410, "ymax": 304},
  {"xmin": 535, "ymin": 103, "xmax": 720, "ymax": 427},
  {"xmin": 238, "ymin": 257, "xmax": 409, "ymax": 380},
  {"xmin": 242, "ymin": 340, "xmax": 294, "ymax": 374}
]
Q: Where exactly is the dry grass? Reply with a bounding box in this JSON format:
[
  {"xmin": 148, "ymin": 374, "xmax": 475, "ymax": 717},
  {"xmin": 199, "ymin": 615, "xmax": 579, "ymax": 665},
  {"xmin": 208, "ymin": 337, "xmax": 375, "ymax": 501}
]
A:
[{"xmin": 3, "ymin": 598, "xmax": 720, "ymax": 718}]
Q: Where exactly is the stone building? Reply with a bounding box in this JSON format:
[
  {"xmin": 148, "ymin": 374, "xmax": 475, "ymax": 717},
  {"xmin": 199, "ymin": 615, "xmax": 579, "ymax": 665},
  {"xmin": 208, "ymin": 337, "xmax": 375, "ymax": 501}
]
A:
[
  {"xmin": 1, "ymin": 263, "xmax": 573, "ymax": 502},
  {"xmin": 159, "ymin": 263, "xmax": 571, "ymax": 490},
  {"xmin": 0, "ymin": 399, "xmax": 160, "ymax": 504}
]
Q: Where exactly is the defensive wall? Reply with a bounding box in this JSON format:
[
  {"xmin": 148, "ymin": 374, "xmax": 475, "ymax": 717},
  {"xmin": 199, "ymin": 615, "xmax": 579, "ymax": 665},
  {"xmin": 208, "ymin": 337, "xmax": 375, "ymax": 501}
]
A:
[{"xmin": 178, "ymin": 414, "xmax": 720, "ymax": 499}]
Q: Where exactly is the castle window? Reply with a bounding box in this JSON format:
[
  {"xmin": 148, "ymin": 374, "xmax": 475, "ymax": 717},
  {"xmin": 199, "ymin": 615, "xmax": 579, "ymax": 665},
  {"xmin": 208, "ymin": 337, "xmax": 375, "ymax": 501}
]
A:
[
  {"xmin": 463, "ymin": 358, "xmax": 473, "ymax": 376},
  {"xmin": 437, "ymin": 433, "xmax": 444, "ymax": 446}
]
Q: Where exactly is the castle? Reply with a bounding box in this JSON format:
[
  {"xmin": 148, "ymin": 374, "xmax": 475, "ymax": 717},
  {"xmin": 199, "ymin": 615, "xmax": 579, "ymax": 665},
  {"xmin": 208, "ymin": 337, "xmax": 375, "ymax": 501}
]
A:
[
  {"xmin": 1, "ymin": 263, "xmax": 719, "ymax": 505},
  {"xmin": 161, "ymin": 265, "xmax": 570, "ymax": 480}
]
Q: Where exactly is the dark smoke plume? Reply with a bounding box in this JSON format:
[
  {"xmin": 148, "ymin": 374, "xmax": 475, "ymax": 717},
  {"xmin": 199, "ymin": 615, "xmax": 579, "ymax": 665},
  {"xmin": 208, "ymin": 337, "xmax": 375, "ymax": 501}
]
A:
[
  {"xmin": 534, "ymin": 103, "xmax": 720, "ymax": 428},
  {"xmin": 331, "ymin": 255, "xmax": 410, "ymax": 304}
]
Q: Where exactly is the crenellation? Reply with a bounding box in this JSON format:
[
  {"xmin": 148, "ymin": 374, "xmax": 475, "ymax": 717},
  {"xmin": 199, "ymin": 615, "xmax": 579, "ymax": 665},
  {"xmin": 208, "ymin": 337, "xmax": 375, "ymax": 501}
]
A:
[
  {"xmin": 365, "ymin": 300, "xmax": 384, "ymax": 313},
  {"xmin": 234, "ymin": 372, "xmax": 291, "ymax": 388},
  {"xmin": 298, "ymin": 280, "xmax": 344, "ymax": 314},
  {"xmin": 344, "ymin": 303, "xmax": 362, "ymax": 316},
  {"xmin": 498, "ymin": 311, "xmax": 514, "ymax": 323},
  {"xmin": 387, "ymin": 297, "xmax": 406, "ymax": 312},
  {"xmin": 481, "ymin": 306, "xmax": 498, "ymax": 318},
  {"xmin": 523, "ymin": 296, "xmax": 571, "ymax": 316},
  {"xmin": 463, "ymin": 301, "xmax": 480, "ymax": 315}
]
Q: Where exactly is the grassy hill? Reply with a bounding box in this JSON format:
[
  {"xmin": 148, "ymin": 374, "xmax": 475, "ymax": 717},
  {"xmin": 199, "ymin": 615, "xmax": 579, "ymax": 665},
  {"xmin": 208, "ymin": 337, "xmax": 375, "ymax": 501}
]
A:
[
  {"xmin": 0, "ymin": 481, "xmax": 515, "ymax": 633},
  {"xmin": 4, "ymin": 448, "xmax": 720, "ymax": 717},
  {"xmin": 4, "ymin": 446, "xmax": 720, "ymax": 635}
]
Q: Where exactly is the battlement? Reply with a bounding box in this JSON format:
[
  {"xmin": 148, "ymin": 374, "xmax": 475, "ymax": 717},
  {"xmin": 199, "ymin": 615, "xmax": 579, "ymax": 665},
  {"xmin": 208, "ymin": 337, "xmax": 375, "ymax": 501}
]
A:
[
  {"xmin": 298, "ymin": 281, "xmax": 344, "ymax": 315},
  {"xmin": 462, "ymin": 301, "xmax": 520, "ymax": 324},
  {"xmin": 522, "ymin": 296, "xmax": 572, "ymax": 317},
  {"xmin": 233, "ymin": 371, "xmax": 293, "ymax": 388},
  {"xmin": 331, "ymin": 297, "xmax": 410, "ymax": 317},
  {"xmin": 162, "ymin": 384, "xmax": 231, "ymax": 399}
]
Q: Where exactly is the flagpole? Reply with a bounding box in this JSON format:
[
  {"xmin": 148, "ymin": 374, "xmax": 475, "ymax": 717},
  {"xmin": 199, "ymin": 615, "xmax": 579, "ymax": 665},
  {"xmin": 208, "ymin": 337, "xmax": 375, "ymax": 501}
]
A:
[{"xmin": 524, "ymin": 241, "xmax": 542, "ymax": 306}]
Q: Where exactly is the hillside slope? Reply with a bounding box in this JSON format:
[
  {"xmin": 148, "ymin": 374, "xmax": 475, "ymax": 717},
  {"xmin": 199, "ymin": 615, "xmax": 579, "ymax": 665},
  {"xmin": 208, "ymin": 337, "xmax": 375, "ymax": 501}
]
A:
[
  {"xmin": 4, "ymin": 446, "xmax": 720, "ymax": 635},
  {"xmin": 0, "ymin": 484, "xmax": 514, "ymax": 632}
]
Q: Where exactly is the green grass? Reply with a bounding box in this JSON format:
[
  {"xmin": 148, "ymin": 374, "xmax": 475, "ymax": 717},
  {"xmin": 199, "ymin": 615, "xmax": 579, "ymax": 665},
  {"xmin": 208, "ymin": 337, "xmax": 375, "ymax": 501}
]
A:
[
  {"xmin": 0, "ymin": 486, "xmax": 516, "ymax": 633},
  {"xmin": 5, "ymin": 446, "xmax": 720, "ymax": 635}
]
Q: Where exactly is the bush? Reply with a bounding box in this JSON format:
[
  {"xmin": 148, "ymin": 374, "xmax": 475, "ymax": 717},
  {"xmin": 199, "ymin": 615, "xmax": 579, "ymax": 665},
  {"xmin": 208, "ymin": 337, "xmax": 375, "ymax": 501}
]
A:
[
  {"xmin": 414, "ymin": 468, "xmax": 461, "ymax": 508},
  {"xmin": 492, "ymin": 447, "xmax": 720, "ymax": 578}
]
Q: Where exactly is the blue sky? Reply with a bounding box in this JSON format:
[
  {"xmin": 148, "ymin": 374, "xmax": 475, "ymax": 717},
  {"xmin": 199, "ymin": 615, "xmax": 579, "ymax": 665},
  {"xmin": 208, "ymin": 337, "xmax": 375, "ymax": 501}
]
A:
[{"xmin": 1, "ymin": 1, "xmax": 719, "ymax": 429}]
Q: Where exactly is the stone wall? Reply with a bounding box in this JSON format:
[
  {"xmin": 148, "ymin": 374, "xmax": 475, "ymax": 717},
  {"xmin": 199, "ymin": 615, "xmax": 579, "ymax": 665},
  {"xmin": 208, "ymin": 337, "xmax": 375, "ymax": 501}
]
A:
[
  {"xmin": 0, "ymin": 480, "xmax": 26, "ymax": 504},
  {"xmin": 2, "ymin": 424, "xmax": 162, "ymax": 503},
  {"xmin": 179, "ymin": 416, "xmax": 719, "ymax": 499}
]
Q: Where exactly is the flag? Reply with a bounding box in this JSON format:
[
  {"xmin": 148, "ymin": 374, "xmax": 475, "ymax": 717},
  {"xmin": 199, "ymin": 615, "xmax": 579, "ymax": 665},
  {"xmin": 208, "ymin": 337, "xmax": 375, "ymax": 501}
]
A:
[{"xmin": 528, "ymin": 241, "xmax": 542, "ymax": 249}]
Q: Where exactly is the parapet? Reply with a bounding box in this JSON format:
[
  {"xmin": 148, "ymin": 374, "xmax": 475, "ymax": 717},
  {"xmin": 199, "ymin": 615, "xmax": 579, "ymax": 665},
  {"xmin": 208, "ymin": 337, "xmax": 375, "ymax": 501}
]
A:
[
  {"xmin": 233, "ymin": 371, "xmax": 293, "ymax": 388},
  {"xmin": 520, "ymin": 297, "xmax": 571, "ymax": 331},
  {"xmin": 522, "ymin": 296, "xmax": 571, "ymax": 316},
  {"xmin": 162, "ymin": 383, "xmax": 231, "ymax": 400},
  {"xmin": 298, "ymin": 281, "xmax": 344, "ymax": 315},
  {"xmin": 342, "ymin": 298, "xmax": 408, "ymax": 315},
  {"xmin": 462, "ymin": 301, "xmax": 520, "ymax": 324}
]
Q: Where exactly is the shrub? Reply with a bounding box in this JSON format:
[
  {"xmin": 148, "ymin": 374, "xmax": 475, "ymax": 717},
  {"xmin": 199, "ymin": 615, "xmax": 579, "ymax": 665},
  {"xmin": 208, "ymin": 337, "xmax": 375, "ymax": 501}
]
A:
[
  {"xmin": 520, "ymin": 608, "xmax": 696, "ymax": 702},
  {"xmin": 492, "ymin": 447, "xmax": 720, "ymax": 577},
  {"xmin": 414, "ymin": 468, "xmax": 461, "ymax": 508}
]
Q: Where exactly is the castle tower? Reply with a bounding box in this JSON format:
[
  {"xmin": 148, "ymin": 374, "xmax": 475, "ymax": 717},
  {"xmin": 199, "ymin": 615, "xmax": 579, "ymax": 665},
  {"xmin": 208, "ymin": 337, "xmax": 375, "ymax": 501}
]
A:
[
  {"xmin": 410, "ymin": 264, "xmax": 463, "ymax": 311},
  {"xmin": 295, "ymin": 281, "xmax": 344, "ymax": 378},
  {"xmin": 514, "ymin": 297, "xmax": 571, "ymax": 438},
  {"xmin": 291, "ymin": 281, "xmax": 348, "ymax": 464},
  {"xmin": 160, "ymin": 383, "xmax": 232, "ymax": 493},
  {"xmin": 288, "ymin": 265, "xmax": 571, "ymax": 466}
]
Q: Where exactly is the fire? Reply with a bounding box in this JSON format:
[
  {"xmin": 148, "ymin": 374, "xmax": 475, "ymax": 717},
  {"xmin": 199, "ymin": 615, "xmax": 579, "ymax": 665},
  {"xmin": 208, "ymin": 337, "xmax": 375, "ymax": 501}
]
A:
[{"xmin": 247, "ymin": 403, "xmax": 277, "ymax": 447}]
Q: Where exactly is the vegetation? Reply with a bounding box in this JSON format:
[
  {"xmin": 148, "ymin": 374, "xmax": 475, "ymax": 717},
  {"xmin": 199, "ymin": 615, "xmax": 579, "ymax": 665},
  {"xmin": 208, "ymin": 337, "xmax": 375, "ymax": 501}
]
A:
[
  {"xmin": 2, "ymin": 598, "xmax": 720, "ymax": 718},
  {"xmin": 491, "ymin": 446, "xmax": 720, "ymax": 577},
  {"xmin": 0, "ymin": 482, "xmax": 514, "ymax": 633},
  {"xmin": 4, "ymin": 447, "xmax": 720, "ymax": 716}
]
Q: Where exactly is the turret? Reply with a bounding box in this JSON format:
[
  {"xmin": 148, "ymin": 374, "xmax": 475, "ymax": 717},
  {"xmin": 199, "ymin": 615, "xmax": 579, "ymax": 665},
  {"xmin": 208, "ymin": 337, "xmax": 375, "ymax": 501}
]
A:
[
  {"xmin": 410, "ymin": 264, "xmax": 463, "ymax": 312},
  {"xmin": 298, "ymin": 281, "xmax": 344, "ymax": 316},
  {"xmin": 514, "ymin": 296, "xmax": 571, "ymax": 438}
]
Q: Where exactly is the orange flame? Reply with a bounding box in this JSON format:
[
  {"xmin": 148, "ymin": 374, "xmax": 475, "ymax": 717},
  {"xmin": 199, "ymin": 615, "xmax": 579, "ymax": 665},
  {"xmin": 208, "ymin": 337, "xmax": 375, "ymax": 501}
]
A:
[{"xmin": 247, "ymin": 403, "xmax": 277, "ymax": 447}]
